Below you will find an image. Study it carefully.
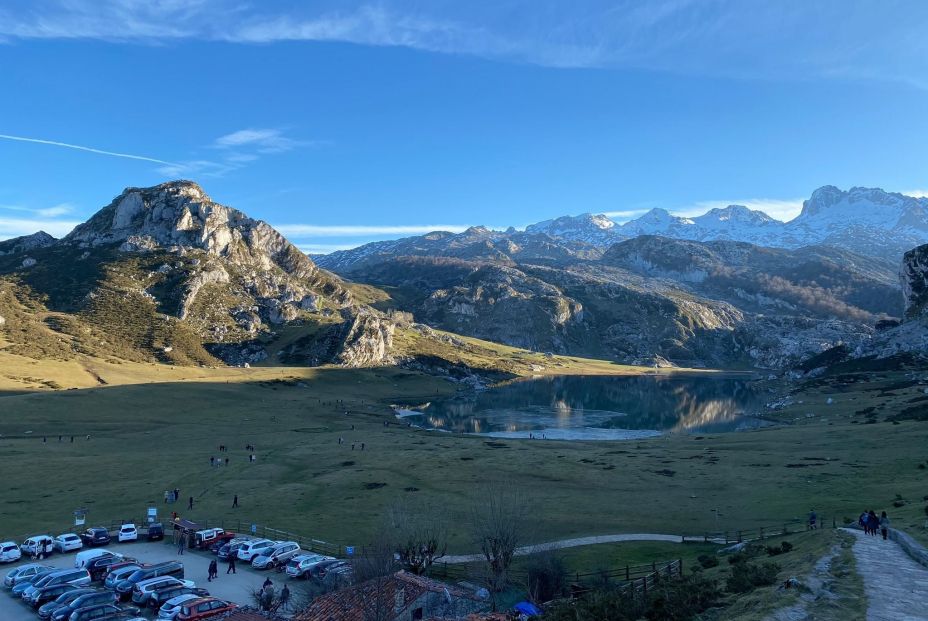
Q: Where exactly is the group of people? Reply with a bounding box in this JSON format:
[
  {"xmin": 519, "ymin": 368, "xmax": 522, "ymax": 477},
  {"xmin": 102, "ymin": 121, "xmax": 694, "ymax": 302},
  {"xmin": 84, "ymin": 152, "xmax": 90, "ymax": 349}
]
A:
[{"xmin": 859, "ymin": 510, "xmax": 891, "ymax": 540}]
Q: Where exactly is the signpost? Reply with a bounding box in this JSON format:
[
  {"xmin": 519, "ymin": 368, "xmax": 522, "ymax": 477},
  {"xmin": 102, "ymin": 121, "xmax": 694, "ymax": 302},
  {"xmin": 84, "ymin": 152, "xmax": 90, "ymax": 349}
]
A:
[{"xmin": 73, "ymin": 508, "xmax": 87, "ymax": 527}]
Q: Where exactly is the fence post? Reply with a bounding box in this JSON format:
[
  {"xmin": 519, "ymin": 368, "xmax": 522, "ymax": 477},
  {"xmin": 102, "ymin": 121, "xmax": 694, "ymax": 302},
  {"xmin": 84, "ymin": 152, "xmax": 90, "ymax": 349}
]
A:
[
  {"xmin": 625, "ymin": 565, "xmax": 629, "ymax": 581},
  {"xmin": 679, "ymin": 559, "xmax": 683, "ymax": 577}
]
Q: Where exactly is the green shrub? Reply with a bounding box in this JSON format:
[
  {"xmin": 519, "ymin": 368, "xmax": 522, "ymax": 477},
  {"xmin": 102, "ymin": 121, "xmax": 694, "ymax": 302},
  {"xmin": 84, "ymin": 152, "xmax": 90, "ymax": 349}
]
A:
[
  {"xmin": 697, "ymin": 554, "xmax": 719, "ymax": 569},
  {"xmin": 726, "ymin": 562, "xmax": 780, "ymax": 594},
  {"xmin": 765, "ymin": 541, "xmax": 794, "ymax": 556}
]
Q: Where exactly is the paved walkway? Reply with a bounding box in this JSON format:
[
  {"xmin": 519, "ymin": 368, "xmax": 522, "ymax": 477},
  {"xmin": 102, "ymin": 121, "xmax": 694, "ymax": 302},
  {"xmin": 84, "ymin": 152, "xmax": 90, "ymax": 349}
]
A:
[
  {"xmin": 443, "ymin": 533, "xmax": 684, "ymax": 564},
  {"xmin": 844, "ymin": 528, "xmax": 928, "ymax": 621}
]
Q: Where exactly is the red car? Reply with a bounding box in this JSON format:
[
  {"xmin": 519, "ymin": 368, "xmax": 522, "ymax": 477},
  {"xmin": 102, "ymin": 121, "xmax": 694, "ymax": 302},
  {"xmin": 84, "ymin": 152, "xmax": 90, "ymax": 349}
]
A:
[{"xmin": 175, "ymin": 597, "xmax": 237, "ymax": 620}]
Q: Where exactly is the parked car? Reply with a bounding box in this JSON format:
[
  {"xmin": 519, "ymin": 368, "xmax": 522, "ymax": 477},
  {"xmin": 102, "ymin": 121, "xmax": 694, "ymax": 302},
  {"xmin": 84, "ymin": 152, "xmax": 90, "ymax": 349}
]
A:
[
  {"xmin": 147, "ymin": 585, "xmax": 208, "ymax": 609},
  {"xmin": 0, "ymin": 541, "xmax": 22, "ymax": 563},
  {"xmin": 87, "ymin": 554, "xmax": 130, "ymax": 581},
  {"xmin": 66, "ymin": 603, "xmax": 141, "ymax": 621},
  {"xmin": 11, "ymin": 569, "xmax": 60, "ymax": 596},
  {"xmin": 100, "ymin": 561, "xmax": 140, "ymax": 583},
  {"xmin": 22, "ymin": 535, "xmax": 56, "ymax": 558},
  {"xmin": 130, "ymin": 576, "xmax": 195, "ymax": 606},
  {"xmin": 117, "ymin": 525, "xmax": 138, "ymax": 543},
  {"xmin": 114, "ymin": 562, "xmax": 185, "ymax": 600},
  {"xmin": 174, "ymin": 597, "xmax": 236, "ymax": 620},
  {"xmin": 215, "ymin": 537, "xmax": 251, "ymax": 560},
  {"xmin": 53, "ymin": 534, "xmax": 84, "ymax": 553},
  {"xmin": 80, "ymin": 528, "xmax": 112, "ymax": 547},
  {"xmin": 236, "ymin": 539, "xmax": 275, "ymax": 561},
  {"xmin": 307, "ymin": 558, "xmax": 352, "ymax": 582},
  {"xmin": 146, "ymin": 523, "xmax": 164, "ymax": 541},
  {"xmin": 192, "ymin": 528, "xmax": 235, "ymax": 550},
  {"xmin": 22, "ymin": 568, "xmax": 91, "ymax": 600},
  {"xmin": 36, "ymin": 587, "xmax": 96, "ymax": 620},
  {"xmin": 285, "ymin": 553, "xmax": 336, "ymax": 579},
  {"xmin": 156, "ymin": 593, "xmax": 202, "ymax": 620},
  {"xmin": 103, "ymin": 565, "xmax": 142, "ymax": 589},
  {"xmin": 75, "ymin": 549, "xmax": 116, "ymax": 569},
  {"xmin": 49, "ymin": 590, "xmax": 119, "ymax": 621},
  {"xmin": 5, "ymin": 564, "xmax": 52, "ymax": 588},
  {"xmin": 25, "ymin": 583, "xmax": 78, "ymax": 608},
  {"xmin": 252, "ymin": 541, "xmax": 301, "ymax": 569}
]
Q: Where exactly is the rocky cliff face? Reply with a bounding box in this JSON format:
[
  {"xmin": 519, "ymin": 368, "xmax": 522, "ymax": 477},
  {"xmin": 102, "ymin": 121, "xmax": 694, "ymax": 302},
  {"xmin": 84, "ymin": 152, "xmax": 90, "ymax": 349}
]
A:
[
  {"xmin": 901, "ymin": 244, "xmax": 928, "ymax": 320},
  {"xmin": 0, "ymin": 231, "xmax": 57, "ymax": 255}
]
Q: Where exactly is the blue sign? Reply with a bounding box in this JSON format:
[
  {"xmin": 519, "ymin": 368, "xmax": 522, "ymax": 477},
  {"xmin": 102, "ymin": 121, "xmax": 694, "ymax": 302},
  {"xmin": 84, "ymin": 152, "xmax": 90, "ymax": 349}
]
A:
[
  {"xmin": 345, "ymin": 546, "xmax": 354, "ymax": 556},
  {"xmin": 250, "ymin": 524, "xmax": 257, "ymax": 534}
]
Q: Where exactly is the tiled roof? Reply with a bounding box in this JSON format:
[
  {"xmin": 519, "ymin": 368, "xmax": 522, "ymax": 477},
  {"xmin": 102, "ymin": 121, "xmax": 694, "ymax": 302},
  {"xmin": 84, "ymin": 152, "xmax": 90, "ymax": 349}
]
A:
[{"xmin": 293, "ymin": 571, "xmax": 480, "ymax": 621}]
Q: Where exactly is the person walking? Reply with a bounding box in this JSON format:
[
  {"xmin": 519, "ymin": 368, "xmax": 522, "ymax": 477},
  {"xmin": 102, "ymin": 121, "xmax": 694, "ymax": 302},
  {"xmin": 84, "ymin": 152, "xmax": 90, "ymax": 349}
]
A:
[
  {"xmin": 858, "ymin": 511, "xmax": 868, "ymax": 534},
  {"xmin": 867, "ymin": 510, "xmax": 879, "ymax": 536},
  {"xmin": 879, "ymin": 511, "xmax": 891, "ymax": 540},
  {"xmin": 208, "ymin": 559, "xmax": 218, "ymax": 582},
  {"xmin": 232, "ymin": 494, "xmax": 238, "ymax": 508},
  {"xmin": 188, "ymin": 496, "xmax": 194, "ymax": 510},
  {"xmin": 280, "ymin": 583, "xmax": 291, "ymax": 611},
  {"xmin": 176, "ymin": 538, "xmax": 185, "ymax": 555},
  {"xmin": 227, "ymin": 554, "xmax": 237, "ymax": 574},
  {"xmin": 808, "ymin": 509, "xmax": 817, "ymax": 530}
]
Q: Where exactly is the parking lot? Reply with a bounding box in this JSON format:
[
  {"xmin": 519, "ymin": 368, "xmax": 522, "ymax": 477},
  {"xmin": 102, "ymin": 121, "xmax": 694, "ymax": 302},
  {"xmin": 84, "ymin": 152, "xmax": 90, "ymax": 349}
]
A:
[{"xmin": 1, "ymin": 540, "xmax": 286, "ymax": 620}]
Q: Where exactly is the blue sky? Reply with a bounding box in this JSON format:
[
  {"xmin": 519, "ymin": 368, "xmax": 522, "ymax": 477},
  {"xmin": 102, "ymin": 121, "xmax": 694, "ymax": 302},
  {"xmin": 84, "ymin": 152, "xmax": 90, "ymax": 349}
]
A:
[{"xmin": 0, "ymin": 0, "xmax": 926, "ymax": 253}]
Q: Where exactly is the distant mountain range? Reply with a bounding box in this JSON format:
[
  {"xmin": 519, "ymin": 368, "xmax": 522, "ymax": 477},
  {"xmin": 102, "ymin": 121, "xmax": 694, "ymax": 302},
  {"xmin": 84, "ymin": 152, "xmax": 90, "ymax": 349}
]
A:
[{"xmin": 318, "ymin": 186, "xmax": 928, "ymax": 268}]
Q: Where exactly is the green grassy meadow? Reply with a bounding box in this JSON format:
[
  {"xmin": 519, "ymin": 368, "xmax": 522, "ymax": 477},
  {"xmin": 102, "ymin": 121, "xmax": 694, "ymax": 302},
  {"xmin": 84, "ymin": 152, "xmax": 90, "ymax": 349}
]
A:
[{"xmin": 2, "ymin": 360, "xmax": 927, "ymax": 561}]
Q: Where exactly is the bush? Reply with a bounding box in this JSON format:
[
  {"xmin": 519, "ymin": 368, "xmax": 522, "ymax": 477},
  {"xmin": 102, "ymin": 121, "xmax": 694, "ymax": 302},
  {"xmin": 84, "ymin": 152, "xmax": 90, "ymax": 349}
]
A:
[
  {"xmin": 646, "ymin": 574, "xmax": 722, "ymax": 621},
  {"xmin": 726, "ymin": 562, "xmax": 780, "ymax": 594},
  {"xmin": 697, "ymin": 554, "xmax": 719, "ymax": 569},
  {"xmin": 525, "ymin": 552, "xmax": 569, "ymax": 603},
  {"xmin": 765, "ymin": 541, "xmax": 794, "ymax": 557}
]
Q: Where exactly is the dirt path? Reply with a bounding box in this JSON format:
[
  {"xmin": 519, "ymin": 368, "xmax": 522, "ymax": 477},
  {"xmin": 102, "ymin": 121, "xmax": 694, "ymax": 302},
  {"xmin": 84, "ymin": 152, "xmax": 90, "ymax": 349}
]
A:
[
  {"xmin": 443, "ymin": 533, "xmax": 685, "ymax": 564},
  {"xmin": 844, "ymin": 528, "xmax": 928, "ymax": 620}
]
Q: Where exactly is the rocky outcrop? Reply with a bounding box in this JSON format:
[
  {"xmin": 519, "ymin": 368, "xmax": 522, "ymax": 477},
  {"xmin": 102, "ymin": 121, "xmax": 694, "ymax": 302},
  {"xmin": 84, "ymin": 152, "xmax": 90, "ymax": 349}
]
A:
[
  {"xmin": 0, "ymin": 231, "xmax": 57, "ymax": 255},
  {"xmin": 901, "ymin": 244, "xmax": 928, "ymax": 320},
  {"xmin": 278, "ymin": 309, "xmax": 395, "ymax": 367}
]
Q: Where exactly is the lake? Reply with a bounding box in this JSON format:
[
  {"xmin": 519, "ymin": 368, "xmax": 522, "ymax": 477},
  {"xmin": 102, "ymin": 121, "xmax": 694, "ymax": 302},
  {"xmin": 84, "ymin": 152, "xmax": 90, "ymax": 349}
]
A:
[{"xmin": 395, "ymin": 374, "xmax": 769, "ymax": 440}]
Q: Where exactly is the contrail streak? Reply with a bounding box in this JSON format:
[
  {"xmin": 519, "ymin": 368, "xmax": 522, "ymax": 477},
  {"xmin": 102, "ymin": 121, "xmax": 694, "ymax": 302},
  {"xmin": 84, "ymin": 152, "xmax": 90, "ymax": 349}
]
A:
[{"xmin": 0, "ymin": 133, "xmax": 180, "ymax": 166}]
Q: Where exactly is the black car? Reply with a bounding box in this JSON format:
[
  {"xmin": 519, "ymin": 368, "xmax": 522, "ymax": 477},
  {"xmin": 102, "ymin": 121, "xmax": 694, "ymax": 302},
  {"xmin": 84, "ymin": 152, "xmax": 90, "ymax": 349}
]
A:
[
  {"xmin": 67, "ymin": 603, "xmax": 140, "ymax": 621},
  {"xmin": 146, "ymin": 523, "xmax": 164, "ymax": 541},
  {"xmin": 80, "ymin": 527, "xmax": 111, "ymax": 547},
  {"xmin": 37, "ymin": 588, "xmax": 96, "ymax": 620},
  {"xmin": 50, "ymin": 590, "xmax": 118, "ymax": 621},
  {"xmin": 28, "ymin": 584, "xmax": 78, "ymax": 609},
  {"xmin": 86, "ymin": 554, "xmax": 126, "ymax": 581},
  {"xmin": 147, "ymin": 585, "xmax": 209, "ymax": 609}
]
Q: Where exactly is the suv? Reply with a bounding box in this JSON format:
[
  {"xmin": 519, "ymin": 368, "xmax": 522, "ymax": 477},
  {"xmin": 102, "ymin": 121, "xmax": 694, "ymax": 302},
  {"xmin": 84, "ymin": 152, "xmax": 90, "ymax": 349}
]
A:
[
  {"xmin": 216, "ymin": 537, "xmax": 251, "ymax": 560},
  {"xmin": 80, "ymin": 528, "xmax": 112, "ymax": 547},
  {"xmin": 236, "ymin": 539, "xmax": 275, "ymax": 562},
  {"xmin": 87, "ymin": 554, "xmax": 130, "ymax": 581},
  {"xmin": 4, "ymin": 563, "xmax": 52, "ymax": 587},
  {"xmin": 285, "ymin": 553, "xmax": 335, "ymax": 579},
  {"xmin": 117, "ymin": 525, "xmax": 138, "ymax": 543},
  {"xmin": 103, "ymin": 565, "xmax": 142, "ymax": 589},
  {"xmin": 148, "ymin": 585, "xmax": 209, "ymax": 610},
  {"xmin": 252, "ymin": 541, "xmax": 301, "ymax": 569},
  {"xmin": 53, "ymin": 534, "xmax": 84, "ymax": 553},
  {"xmin": 115, "ymin": 562, "xmax": 185, "ymax": 599},
  {"xmin": 193, "ymin": 529, "xmax": 235, "ymax": 550},
  {"xmin": 21, "ymin": 535, "xmax": 55, "ymax": 558},
  {"xmin": 0, "ymin": 541, "xmax": 22, "ymax": 563},
  {"xmin": 49, "ymin": 590, "xmax": 119, "ymax": 621},
  {"xmin": 147, "ymin": 523, "xmax": 164, "ymax": 541},
  {"xmin": 131, "ymin": 576, "xmax": 195, "ymax": 606},
  {"xmin": 21, "ymin": 568, "xmax": 91, "ymax": 600},
  {"xmin": 36, "ymin": 587, "xmax": 96, "ymax": 620},
  {"xmin": 156, "ymin": 593, "xmax": 201, "ymax": 620},
  {"xmin": 175, "ymin": 597, "xmax": 236, "ymax": 620},
  {"xmin": 11, "ymin": 569, "xmax": 60, "ymax": 596},
  {"xmin": 25, "ymin": 583, "xmax": 78, "ymax": 608}
]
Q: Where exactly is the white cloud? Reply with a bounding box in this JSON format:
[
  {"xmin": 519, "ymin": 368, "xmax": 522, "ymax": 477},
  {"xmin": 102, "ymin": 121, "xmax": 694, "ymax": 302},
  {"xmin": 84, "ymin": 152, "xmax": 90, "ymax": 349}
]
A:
[
  {"xmin": 0, "ymin": 133, "xmax": 179, "ymax": 166},
  {"xmin": 903, "ymin": 189, "xmax": 928, "ymax": 198},
  {"xmin": 670, "ymin": 198, "xmax": 804, "ymax": 222},
  {"xmin": 0, "ymin": 216, "xmax": 80, "ymax": 240},
  {"xmin": 601, "ymin": 209, "xmax": 650, "ymax": 221},
  {"xmin": 213, "ymin": 128, "xmax": 306, "ymax": 153},
  {"xmin": 297, "ymin": 243, "xmax": 362, "ymax": 255},
  {"xmin": 275, "ymin": 223, "xmax": 472, "ymax": 237}
]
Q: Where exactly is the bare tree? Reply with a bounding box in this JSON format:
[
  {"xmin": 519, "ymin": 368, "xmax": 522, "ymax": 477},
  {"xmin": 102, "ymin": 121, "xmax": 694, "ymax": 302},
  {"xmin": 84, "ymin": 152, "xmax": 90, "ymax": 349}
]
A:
[
  {"xmin": 388, "ymin": 499, "xmax": 450, "ymax": 575},
  {"xmin": 349, "ymin": 529, "xmax": 401, "ymax": 621},
  {"xmin": 471, "ymin": 486, "xmax": 531, "ymax": 602}
]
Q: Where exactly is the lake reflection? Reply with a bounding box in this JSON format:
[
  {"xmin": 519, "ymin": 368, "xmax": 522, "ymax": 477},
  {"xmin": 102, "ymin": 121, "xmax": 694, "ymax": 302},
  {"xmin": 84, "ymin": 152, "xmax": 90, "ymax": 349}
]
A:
[{"xmin": 396, "ymin": 374, "xmax": 767, "ymax": 440}]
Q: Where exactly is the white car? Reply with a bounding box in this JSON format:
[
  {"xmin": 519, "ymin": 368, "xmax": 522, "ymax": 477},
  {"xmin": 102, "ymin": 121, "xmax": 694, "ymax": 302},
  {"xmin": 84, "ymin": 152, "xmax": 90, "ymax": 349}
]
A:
[
  {"xmin": 0, "ymin": 541, "xmax": 22, "ymax": 563},
  {"xmin": 118, "ymin": 524, "xmax": 138, "ymax": 542},
  {"xmin": 158, "ymin": 593, "xmax": 201, "ymax": 620},
  {"xmin": 53, "ymin": 533, "xmax": 84, "ymax": 553},
  {"xmin": 236, "ymin": 539, "xmax": 275, "ymax": 561},
  {"xmin": 20, "ymin": 535, "xmax": 54, "ymax": 558}
]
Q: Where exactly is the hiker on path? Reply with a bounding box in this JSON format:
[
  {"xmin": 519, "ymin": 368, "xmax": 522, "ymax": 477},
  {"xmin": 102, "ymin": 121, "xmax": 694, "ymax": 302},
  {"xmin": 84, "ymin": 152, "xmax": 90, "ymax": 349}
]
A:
[
  {"xmin": 808, "ymin": 509, "xmax": 817, "ymax": 530},
  {"xmin": 868, "ymin": 510, "xmax": 879, "ymax": 536},
  {"xmin": 227, "ymin": 554, "xmax": 237, "ymax": 574},
  {"xmin": 225, "ymin": 457, "xmax": 229, "ymax": 466},
  {"xmin": 858, "ymin": 511, "xmax": 868, "ymax": 534},
  {"xmin": 280, "ymin": 584, "xmax": 291, "ymax": 611},
  {"xmin": 188, "ymin": 496, "xmax": 194, "ymax": 510},
  {"xmin": 232, "ymin": 494, "xmax": 238, "ymax": 508},
  {"xmin": 879, "ymin": 511, "xmax": 891, "ymax": 540},
  {"xmin": 207, "ymin": 559, "xmax": 218, "ymax": 582}
]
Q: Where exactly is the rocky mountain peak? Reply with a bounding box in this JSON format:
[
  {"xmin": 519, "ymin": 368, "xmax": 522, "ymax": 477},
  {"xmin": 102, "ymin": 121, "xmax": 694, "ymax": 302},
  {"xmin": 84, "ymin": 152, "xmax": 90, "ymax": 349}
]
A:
[
  {"xmin": 901, "ymin": 243, "xmax": 928, "ymax": 320},
  {"xmin": 700, "ymin": 205, "xmax": 778, "ymax": 225},
  {"xmin": 0, "ymin": 230, "xmax": 57, "ymax": 255}
]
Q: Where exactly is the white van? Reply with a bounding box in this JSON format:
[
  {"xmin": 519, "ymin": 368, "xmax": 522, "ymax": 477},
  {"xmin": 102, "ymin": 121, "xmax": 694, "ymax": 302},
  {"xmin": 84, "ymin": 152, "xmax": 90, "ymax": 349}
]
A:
[
  {"xmin": 0, "ymin": 541, "xmax": 21, "ymax": 563},
  {"xmin": 236, "ymin": 538, "xmax": 275, "ymax": 561},
  {"xmin": 21, "ymin": 535, "xmax": 54, "ymax": 558},
  {"xmin": 74, "ymin": 548, "xmax": 117, "ymax": 569}
]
